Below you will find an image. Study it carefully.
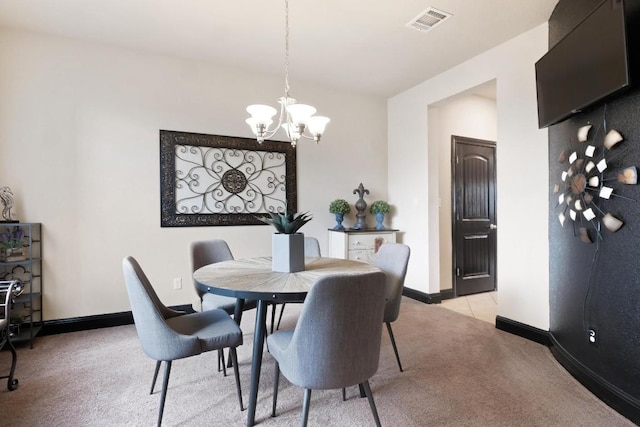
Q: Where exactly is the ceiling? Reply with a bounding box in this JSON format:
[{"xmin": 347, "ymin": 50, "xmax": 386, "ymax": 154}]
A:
[{"xmin": 0, "ymin": 0, "xmax": 558, "ymax": 98}]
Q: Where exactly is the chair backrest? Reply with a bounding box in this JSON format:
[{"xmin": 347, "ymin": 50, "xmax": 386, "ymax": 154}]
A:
[
  {"xmin": 280, "ymin": 271, "xmax": 386, "ymax": 390},
  {"xmin": 304, "ymin": 236, "xmax": 321, "ymax": 257},
  {"xmin": 190, "ymin": 240, "xmax": 234, "ymax": 297},
  {"xmin": 373, "ymin": 243, "xmax": 410, "ymax": 323},
  {"xmin": 0, "ymin": 281, "xmax": 17, "ymax": 328},
  {"xmin": 122, "ymin": 256, "xmax": 200, "ymax": 361}
]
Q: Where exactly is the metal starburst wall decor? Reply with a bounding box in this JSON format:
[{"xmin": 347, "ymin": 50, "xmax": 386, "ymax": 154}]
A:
[{"xmin": 554, "ymin": 123, "xmax": 637, "ymax": 243}]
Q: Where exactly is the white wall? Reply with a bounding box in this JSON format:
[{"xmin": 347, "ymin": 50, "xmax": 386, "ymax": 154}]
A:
[
  {"xmin": 0, "ymin": 29, "xmax": 388, "ymax": 320},
  {"xmin": 388, "ymin": 24, "xmax": 550, "ymax": 330},
  {"xmin": 429, "ymin": 93, "xmax": 497, "ymax": 292}
]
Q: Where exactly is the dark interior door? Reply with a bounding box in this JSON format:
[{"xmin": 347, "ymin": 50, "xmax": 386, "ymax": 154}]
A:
[{"xmin": 452, "ymin": 136, "xmax": 497, "ymax": 296}]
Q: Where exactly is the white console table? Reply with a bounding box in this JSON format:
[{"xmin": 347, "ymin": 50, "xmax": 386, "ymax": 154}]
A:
[{"xmin": 327, "ymin": 229, "xmax": 398, "ymax": 264}]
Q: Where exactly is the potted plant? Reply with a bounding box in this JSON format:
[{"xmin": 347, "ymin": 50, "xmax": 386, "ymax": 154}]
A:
[
  {"xmin": 0, "ymin": 226, "xmax": 25, "ymax": 262},
  {"xmin": 257, "ymin": 211, "xmax": 313, "ymax": 272},
  {"xmin": 329, "ymin": 199, "xmax": 350, "ymax": 230},
  {"xmin": 370, "ymin": 201, "xmax": 391, "ymax": 230}
]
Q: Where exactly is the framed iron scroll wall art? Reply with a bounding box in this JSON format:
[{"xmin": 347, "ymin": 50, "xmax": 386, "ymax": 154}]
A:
[{"xmin": 160, "ymin": 130, "xmax": 297, "ymax": 227}]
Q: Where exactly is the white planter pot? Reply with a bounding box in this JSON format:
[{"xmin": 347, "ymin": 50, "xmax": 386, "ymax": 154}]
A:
[{"xmin": 272, "ymin": 233, "xmax": 305, "ymax": 273}]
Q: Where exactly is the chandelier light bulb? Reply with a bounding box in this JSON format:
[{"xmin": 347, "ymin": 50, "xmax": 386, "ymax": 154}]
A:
[
  {"xmin": 308, "ymin": 116, "xmax": 330, "ymax": 141},
  {"xmin": 285, "ymin": 103, "xmax": 316, "ymax": 125},
  {"xmin": 245, "ymin": 118, "xmax": 273, "ymax": 142},
  {"xmin": 246, "ymin": 105, "xmax": 278, "ymax": 122}
]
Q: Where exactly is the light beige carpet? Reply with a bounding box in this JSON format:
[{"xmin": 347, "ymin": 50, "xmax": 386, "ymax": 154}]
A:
[{"xmin": 0, "ymin": 298, "xmax": 633, "ymax": 426}]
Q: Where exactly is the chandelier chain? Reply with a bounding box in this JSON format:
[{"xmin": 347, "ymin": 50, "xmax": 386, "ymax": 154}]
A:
[{"xmin": 284, "ymin": 0, "xmax": 290, "ymax": 98}]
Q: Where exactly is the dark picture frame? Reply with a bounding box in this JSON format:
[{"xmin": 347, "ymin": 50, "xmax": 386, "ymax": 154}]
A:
[{"xmin": 160, "ymin": 130, "xmax": 297, "ymax": 227}]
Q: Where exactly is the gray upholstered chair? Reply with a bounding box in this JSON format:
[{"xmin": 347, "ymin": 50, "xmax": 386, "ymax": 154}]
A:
[
  {"xmin": 373, "ymin": 242, "xmax": 411, "ymax": 372},
  {"xmin": 304, "ymin": 236, "xmax": 321, "ymax": 258},
  {"xmin": 0, "ymin": 280, "xmax": 19, "ymax": 391},
  {"xmin": 122, "ymin": 256, "xmax": 244, "ymax": 426},
  {"xmin": 267, "ymin": 271, "xmax": 387, "ymax": 427},
  {"xmin": 190, "ymin": 239, "xmax": 258, "ymax": 373},
  {"xmin": 273, "ymin": 236, "xmax": 321, "ymax": 331},
  {"xmin": 191, "ymin": 239, "xmax": 245, "ymax": 313}
]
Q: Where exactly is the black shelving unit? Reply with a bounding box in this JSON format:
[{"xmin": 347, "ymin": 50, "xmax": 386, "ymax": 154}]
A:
[{"xmin": 0, "ymin": 223, "xmax": 42, "ymax": 348}]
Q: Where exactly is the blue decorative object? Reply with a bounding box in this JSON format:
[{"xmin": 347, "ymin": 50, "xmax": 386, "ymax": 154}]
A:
[
  {"xmin": 370, "ymin": 200, "xmax": 390, "ymax": 230},
  {"xmin": 375, "ymin": 213, "xmax": 385, "ymax": 230},
  {"xmin": 333, "ymin": 213, "xmax": 345, "ymax": 230}
]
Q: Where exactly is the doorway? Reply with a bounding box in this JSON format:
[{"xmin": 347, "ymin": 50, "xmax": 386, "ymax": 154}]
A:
[
  {"xmin": 428, "ymin": 79, "xmax": 497, "ymax": 300},
  {"xmin": 452, "ymin": 136, "xmax": 497, "ymax": 296}
]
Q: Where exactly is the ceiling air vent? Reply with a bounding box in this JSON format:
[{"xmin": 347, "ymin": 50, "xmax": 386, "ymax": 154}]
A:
[{"xmin": 406, "ymin": 7, "xmax": 453, "ymax": 32}]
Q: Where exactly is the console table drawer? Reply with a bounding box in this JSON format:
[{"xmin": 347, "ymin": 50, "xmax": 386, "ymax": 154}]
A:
[
  {"xmin": 348, "ymin": 249, "xmax": 375, "ymax": 263},
  {"xmin": 348, "ymin": 233, "xmax": 394, "ymax": 250},
  {"xmin": 328, "ymin": 229, "xmax": 398, "ymax": 264}
]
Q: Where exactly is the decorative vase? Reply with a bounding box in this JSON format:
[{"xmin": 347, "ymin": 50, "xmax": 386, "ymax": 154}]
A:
[
  {"xmin": 333, "ymin": 213, "xmax": 345, "ymax": 230},
  {"xmin": 375, "ymin": 213, "xmax": 385, "ymax": 230},
  {"xmin": 272, "ymin": 233, "xmax": 305, "ymax": 273}
]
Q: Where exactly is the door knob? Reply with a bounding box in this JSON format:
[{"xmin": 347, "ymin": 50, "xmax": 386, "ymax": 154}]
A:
[{"xmin": 489, "ymin": 224, "xmax": 497, "ymax": 230}]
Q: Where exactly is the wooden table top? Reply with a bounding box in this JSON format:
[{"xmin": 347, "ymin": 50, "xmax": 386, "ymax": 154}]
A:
[{"xmin": 193, "ymin": 256, "xmax": 380, "ymax": 301}]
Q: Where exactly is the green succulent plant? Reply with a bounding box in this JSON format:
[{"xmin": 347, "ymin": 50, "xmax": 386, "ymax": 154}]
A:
[
  {"xmin": 370, "ymin": 200, "xmax": 391, "ymax": 215},
  {"xmin": 329, "ymin": 199, "xmax": 351, "ymax": 215},
  {"xmin": 257, "ymin": 211, "xmax": 313, "ymax": 234}
]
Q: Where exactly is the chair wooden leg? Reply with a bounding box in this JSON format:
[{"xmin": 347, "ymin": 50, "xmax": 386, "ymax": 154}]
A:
[
  {"xmin": 301, "ymin": 388, "xmax": 312, "ymax": 427},
  {"xmin": 342, "ymin": 387, "xmax": 346, "ymax": 401},
  {"xmin": 157, "ymin": 360, "xmax": 172, "ymax": 427},
  {"xmin": 386, "ymin": 321, "xmax": 403, "ymax": 372},
  {"xmin": 276, "ymin": 303, "xmax": 286, "ymax": 330},
  {"xmin": 150, "ymin": 360, "xmax": 161, "ymax": 394},
  {"xmin": 361, "ymin": 380, "xmax": 381, "ymax": 427},
  {"xmin": 272, "ymin": 361, "xmax": 280, "ymax": 417},
  {"xmin": 229, "ymin": 347, "xmax": 244, "ymax": 411}
]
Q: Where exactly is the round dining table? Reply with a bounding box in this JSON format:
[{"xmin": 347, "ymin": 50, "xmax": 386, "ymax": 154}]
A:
[{"xmin": 193, "ymin": 256, "xmax": 380, "ymax": 427}]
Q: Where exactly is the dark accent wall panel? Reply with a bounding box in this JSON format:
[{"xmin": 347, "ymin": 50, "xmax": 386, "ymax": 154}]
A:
[{"xmin": 548, "ymin": 0, "xmax": 640, "ymax": 421}]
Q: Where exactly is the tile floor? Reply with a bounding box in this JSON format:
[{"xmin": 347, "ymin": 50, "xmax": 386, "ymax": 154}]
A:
[{"xmin": 439, "ymin": 291, "xmax": 498, "ymax": 324}]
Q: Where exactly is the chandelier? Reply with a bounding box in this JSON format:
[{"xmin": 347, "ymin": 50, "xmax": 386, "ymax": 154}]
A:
[{"xmin": 245, "ymin": 0, "xmax": 330, "ymax": 147}]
